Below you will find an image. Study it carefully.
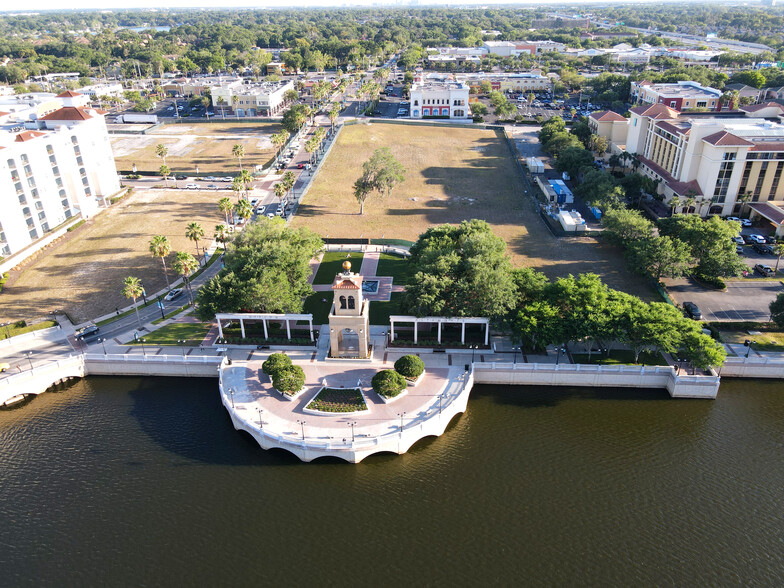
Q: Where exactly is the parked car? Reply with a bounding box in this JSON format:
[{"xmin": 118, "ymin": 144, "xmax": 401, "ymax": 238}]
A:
[
  {"xmin": 765, "ymin": 235, "xmax": 777, "ymax": 244},
  {"xmin": 175, "ymin": 175, "xmax": 187, "ymax": 180},
  {"xmin": 220, "ymin": 176, "xmax": 233, "ymax": 182},
  {"xmin": 185, "ymin": 183, "xmax": 199, "ymax": 190},
  {"xmin": 754, "ymin": 264, "xmax": 775, "ymax": 277},
  {"xmin": 736, "ymin": 245, "xmax": 744, "ymax": 254},
  {"xmin": 683, "ymin": 301, "xmax": 702, "ymax": 320},
  {"xmin": 748, "ymin": 234, "xmax": 767, "ymax": 244},
  {"xmin": 753, "ymin": 243, "xmax": 774, "ymax": 254},
  {"xmin": 250, "ymin": 198, "xmax": 259, "ymax": 207},
  {"xmin": 207, "ymin": 184, "xmax": 218, "ymax": 190},
  {"xmin": 726, "ymin": 216, "xmax": 752, "ymax": 226},
  {"xmin": 164, "ymin": 288, "xmax": 183, "ymax": 301},
  {"xmin": 297, "ymin": 163, "xmax": 305, "ymax": 169},
  {"xmin": 731, "ymin": 236, "xmax": 745, "ymax": 245},
  {"xmin": 75, "ymin": 325, "xmax": 100, "ymax": 340},
  {"xmin": 0, "ymin": 362, "xmax": 10, "ymax": 372}
]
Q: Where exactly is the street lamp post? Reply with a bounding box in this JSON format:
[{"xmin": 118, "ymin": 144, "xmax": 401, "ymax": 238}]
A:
[
  {"xmin": 26, "ymin": 351, "xmax": 33, "ymax": 371},
  {"xmin": 229, "ymin": 388, "xmax": 234, "ymax": 408},
  {"xmin": 745, "ymin": 339, "xmax": 756, "ymax": 359},
  {"xmin": 157, "ymin": 295, "xmax": 165, "ymax": 320},
  {"xmin": 438, "ymin": 393, "xmax": 445, "ymax": 414},
  {"xmin": 397, "ymin": 412, "xmax": 406, "ymax": 436},
  {"xmin": 99, "ymin": 337, "xmax": 107, "ymax": 355},
  {"xmin": 297, "ymin": 419, "xmax": 306, "ymax": 440},
  {"xmin": 349, "ymin": 421, "xmax": 356, "ymax": 442},
  {"xmin": 178, "ymin": 340, "xmax": 186, "ymax": 357},
  {"xmin": 140, "ymin": 338, "xmax": 147, "ymax": 357},
  {"xmin": 512, "ymin": 346, "xmax": 520, "ymax": 365},
  {"xmin": 257, "ymin": 407, "xmax": 263, "ymax": 430}
]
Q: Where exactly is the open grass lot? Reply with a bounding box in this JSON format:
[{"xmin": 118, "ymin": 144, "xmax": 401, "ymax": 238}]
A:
[
  {"xmin": 293, "ymin": 122, "xmax": 653, "ymax": 299},
  {"xmin": 571, "ymin": 350, "xmax": 669, "ymax": 366},
  {"xmin": 111, "ymin": 121, "xmax": 282, "ymax": 174},
  {"xmin": 0, "ymin": 189, "xmax": 224, "ymax": 324},
  {"xmin": 313, "ymin": 251, "xmax": 364, "ymax": 285}
]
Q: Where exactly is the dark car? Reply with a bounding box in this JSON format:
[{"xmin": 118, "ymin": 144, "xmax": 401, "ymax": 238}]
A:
[
  {"xmin": 683, "ymin": 301, "xmax": 702, "ymax": 320},
  {"xmin": 754, "ymin": 264, "xmax": 775, "ymax": 277},
  {"xmin": 765, "ymin": 235, "xmax": 777, "ymax": 244},
  {"xmin": 75, "ymin": 325, "xmax": 100, "ymax": 340},
  {"xmin": 753, "ymin": 242, "xmax": 773, "ymax": 254},
  {"xmin": 175, "ymin": 175, "xmax": 187, "ymax": 180}
]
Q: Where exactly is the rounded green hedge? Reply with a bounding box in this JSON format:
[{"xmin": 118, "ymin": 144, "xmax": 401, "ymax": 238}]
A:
[
  {"xmin": 372, "ymin": 369, "xmax": 407, "ymax": 398},
  {"xmin": 272, "ymin": 364, "xmax": 305, "ymax": 395},
  {"xmin": 262, "ymin": 352, "xmax": 292, "ymax": 375},
  {"xmin": 394, "ymin": 354, "xmax": 425, "ymax": 379}
]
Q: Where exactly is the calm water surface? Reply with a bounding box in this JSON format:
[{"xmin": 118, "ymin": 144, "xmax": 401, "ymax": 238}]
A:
[{"xmin": 1, "ymin": 376, "xmax": 783, "ymax": 586}]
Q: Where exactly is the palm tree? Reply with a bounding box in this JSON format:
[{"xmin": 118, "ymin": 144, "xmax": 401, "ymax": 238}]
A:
[
  {"xmin": 669, "ymin": 196, "xmax": 681, "ymax": 215},
  {"xmin": 238, "ymin": 169, "xmax": 254, "ymax": 199},
  {"xmin": 159, "ymin": 164, "xmax": 171, "ymax": 187},
  {"xmin": 304, "ymin": 139, "xmax": 316, "ymax": 164},
  {"xmin": 149, "ymin": 235, "xmax": 172, "ymax": 289},
  {"xmin": 234, "ymin": 199, "xmax": 254, "ymax": 225},
  {"xmin": 272, "ymin": 130, "xmax": 289, "ymax": 162},
  {"xmin": 684, "ymin": 196, "xmax": 696, "ymax": 214},
  {"xmin": 282, "ymin": 171, "xmax": 296, "ymax": 206},
  {"xmin": 217, "ymin": 96, "xmax": 227, "ymax": 119},
  {"xmin": 328, "ymin": 104, "xmax": 340, "ymax": 130},
  {"xmin": 185, "ymin": 222, "xmax": 205, "ymax": 263},
  {"xmin": 231, "ymin": 177, "xmax": 243, "ymax": 202},
  {"xmin": 774, "ymin": 242, "xmax": 784, "ymax": 274},
  {"xmin": 273, "ymin": 182, "xmax": 286, "ymax": 208},
  {"xmin": 214, "ymin": 224, "xmax": 229, "ymax": 249},
  {"xmin": 232, "ymin": 144, "xmax": 245, "ymax": 171},
  {"xmin": 173, "ymin": 252, "xmax": 199, "ymax": 304},
  {"xmin": 155, "ymin": 144, "xmax": 168, "ymax": 167},
  {"xmin": 122, "ymin": 276, "xmax": 144, "ymax": 330},
  {"xmin": 232, "ymin": 95, "xmax": 239, "ymax": 119},
  {"xmin": 738, "ymin": 192, "xmax": 753, "ymax": 219},
  {"xmin": 218, "ymin": 197, "xmax": 233, "ymax": 226}
]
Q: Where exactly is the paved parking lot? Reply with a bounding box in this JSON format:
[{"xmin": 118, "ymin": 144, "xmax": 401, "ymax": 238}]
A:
[{"xmin": 666, "ymin": 278, "xmax": 784, "ymax": 322}]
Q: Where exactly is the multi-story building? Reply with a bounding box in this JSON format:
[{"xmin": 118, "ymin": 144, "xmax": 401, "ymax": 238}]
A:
[
  {"xmin": 409, "ymin": 82, "xmax": 470, "ymax": 119},
  {"xmin": 0, "ymin": 91, "xmax": 119, "ymax": 258},
  {"xmin": 630, "ymin": 81, "xmax": 723, "ymax": 112},
  {"xmin": 458, "ymin": 72, "xmax": 553, "ymax": 93},
  {"xmin": 591, "ymin": 102, "xmax": 784, "ymax": 218},
  {"xmin": 77, "ymin": 83, "xmax": 124, "ymax": 99},
  {"xmin": 483, "ymin": 40, "xmax": 565, "ymax": 57},
  {"xmin": 210, "ymin": 79, "xmax": 295, "ymax": 117}
]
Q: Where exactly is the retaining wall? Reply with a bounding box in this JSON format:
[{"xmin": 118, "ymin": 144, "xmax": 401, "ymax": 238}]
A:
[
  {"xmin": 472, "ymin": 362, "xmax": 720, "ymax": 399},
  {"xmin": 83, "ymin": 354, "xmax": 222, "ymax": 377},
  {"xmin": 720, "ymin": 356, "xmax": 784, "ymax": 378}
]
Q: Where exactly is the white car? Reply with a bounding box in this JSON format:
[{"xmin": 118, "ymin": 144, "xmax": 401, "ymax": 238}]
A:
[
  {"xmin": 726, "ymin": 216, "xmax": 752, "ymax": 227},
  {"xmin": 748, "ymin": 234, "xmax": 766, "ymax": 244},
  {"xmin": 164, "ymin": 288, "xmax": 183, "ymax": 301},
  {"xmin": 185, "ymin": 183, "xmax": 199, "ymax": 190}
]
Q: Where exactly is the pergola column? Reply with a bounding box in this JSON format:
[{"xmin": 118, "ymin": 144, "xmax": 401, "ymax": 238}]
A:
[
  {"xmin": 263, "ymin": 319, "xmax": 268, "ymax": 339},
  {"xmin": 414, "ymin": 319, "xmax": 418, "ymax": 344},
  {"xmin": 286, "ymin": 320, "xmax": 291, "ymax": 340},
  {"xmin": 461, "ymin": 322, "xmax": 465, "ymax": 345},
  {"xmin": 390, "ymin": 319, "xmax": 395, "ymax": 342},
  {"xmin": 240, "ymin": 318, "xmax": 245, "ymax": 339},
  {"xmin": 217, "ymin": 318, "xmax": 224, "ymax": 339},
  {"xmin": 484, "ymin": 321, "xmax": 489, "ymax": 346},
  {"xmin": 309, "ymin": 318, "xmax": 314, "ymax": 342},
  {"xmin": 437, "ymin": 321, "xmax": 442, "ymax": 344}
]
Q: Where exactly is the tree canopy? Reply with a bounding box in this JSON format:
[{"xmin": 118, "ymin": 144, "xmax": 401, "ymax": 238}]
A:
[
  {"xmin": 403, "ymin": 220, "xmax": 519, "ymax": 319},
  {"xmin": 195, "ymin": 220, "xmax": 323, "ymax": 320}
]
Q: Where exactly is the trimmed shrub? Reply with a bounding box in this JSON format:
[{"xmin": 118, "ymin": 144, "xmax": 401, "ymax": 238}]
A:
[
  {"xmin": 262, "ymin": 352, "xmax": 292, "ymax": 375},
  {"xmin": 271, "ymin": 365, "xmax": 305, "ymax": 395},
  {"xmin": 372, "ymin": 370, "xmax": 407, "ymax": 398},
  {"xmin": 394, "ymin": 354, "xmax": 425, "ymax": 380}
]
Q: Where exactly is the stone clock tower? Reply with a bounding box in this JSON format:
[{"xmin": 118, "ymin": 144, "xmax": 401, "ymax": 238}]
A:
[{"xmin": 328, "ymin": 260, "xmax": 370, "ymax": 358}]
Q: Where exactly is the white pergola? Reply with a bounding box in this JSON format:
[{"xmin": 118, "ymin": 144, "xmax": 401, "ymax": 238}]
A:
[
  {"xmin": 389, "ymin": 315, "xmax": 490, "ymax": 346},
  {"xmin": 215, "ymin": 312, "xmax": 315, "ymax": 342}
]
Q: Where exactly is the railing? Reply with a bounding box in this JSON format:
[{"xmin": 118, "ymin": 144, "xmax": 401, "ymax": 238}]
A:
[
  {"xmin": 473, "ymin": 362, "xmax": 672, "ymax": 374},
  {"xmin": 0, "ymin": 355, "xmax": 85, "ymax": 400},
  {"xmin": 324, "ymin": 243, "xmax": 410, "ymax": 257},
  {"xmin": 84, "ymin": 353, "xmax": 222, "ymax": 364}
]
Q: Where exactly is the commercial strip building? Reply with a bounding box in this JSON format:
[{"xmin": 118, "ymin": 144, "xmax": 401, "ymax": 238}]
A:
[
  {"xmin": 209, "ymin": 79, "xmax": 295, "ymax": 117},
  {"xmin": 458, "ymin": 72, "xmax": 553, "ymax": 93},
  {"xmin": 590, "ymin": 102, "xmax": 784, "ymax": 218},
  {"xmin": 0, "ymin": 91, "xmax": 120, "ymax": 258},
  {"xmin": 409, "ymin": 82, "xmax": 470, "ymax": 119},
  {"xmin": 483, "ymin": 40, "xmax": 566, "ymax": 57},
  {"xmin": 630, "ymin": 81, "xmax": 724, "ymax": 112}
]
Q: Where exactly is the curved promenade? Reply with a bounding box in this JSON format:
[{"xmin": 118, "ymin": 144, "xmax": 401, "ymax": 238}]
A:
[{"xmin": 218, "ymin": 358, "xmax": 473, "ymax": 463}]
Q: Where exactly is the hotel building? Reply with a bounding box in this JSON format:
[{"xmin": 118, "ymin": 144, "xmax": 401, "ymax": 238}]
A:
[
  {"xmin": 0, "ymin": 91, "xmax": 119, "ymax": 258},
  {"xmin": 409, "ymin": 82, "xmax": 470, "ymax": 119}
]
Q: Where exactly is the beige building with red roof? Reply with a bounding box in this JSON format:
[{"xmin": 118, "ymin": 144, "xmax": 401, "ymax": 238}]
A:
[{"xmin": 591, "ymin": 102, "xmax": 784, "ymax": 217}]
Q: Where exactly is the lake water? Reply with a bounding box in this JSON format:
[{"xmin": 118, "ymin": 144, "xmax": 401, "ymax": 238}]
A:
[{"xmin": 1, "ymin": 376, "xmax": 783, "ymax": 585}]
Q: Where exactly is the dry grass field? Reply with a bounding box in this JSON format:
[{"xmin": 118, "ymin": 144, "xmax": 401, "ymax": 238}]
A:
[
  {"xmin": 0, "ymin": 189, "xmax": 224, "ymax": 323},
  {"xmin": 111, "ymin": 122, "xmax": 282, "ymax": 174},
  {"xmin": 293, "ymin": 122, "xmax": 653, "ymax": 299}
]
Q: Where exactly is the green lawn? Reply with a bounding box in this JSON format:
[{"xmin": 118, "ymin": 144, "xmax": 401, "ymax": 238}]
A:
[
  {"xmin": 302, "ymin": 292, "xmax": 334, "ymax": 326},
  {"xmin": 1, "ymin": 320, "xmax": 57, "ymax": 339},
  {"xmin": 369, "ymin": 292, "xmax": 405, "ymax": 326},
  {"xmin": 375, "ymin": 253, "xmax": 413, "ymax": 286},
  {"xmin": 570, "ymin": 349, "xmax": 668, "ymax": 366},
  {"xmin": 126, "ymin": 322, "xmax": 211, "ymax": 346},
  {"xmin": 718, "ymin": 329, "xmax": 784, "ymax": 352},
  {"xmin": 313, "ymin": 251, "xmax": 364, "ymax": 285}
]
